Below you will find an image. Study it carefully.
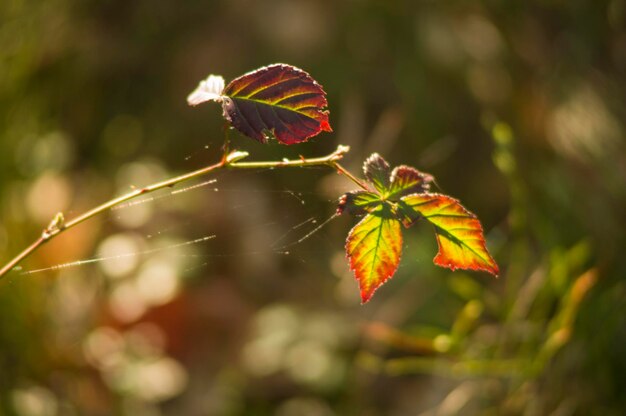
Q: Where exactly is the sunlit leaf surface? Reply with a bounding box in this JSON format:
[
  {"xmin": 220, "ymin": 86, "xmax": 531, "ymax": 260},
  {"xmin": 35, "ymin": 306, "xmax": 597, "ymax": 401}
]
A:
[
  {"xmin": 222, "ymin": 64, "xmax": 332, "ymax": 144},
  {"xmin": 339, "ymin": 153, "xmax": 498, "ymax": 302},
  {"xmin": 346, "ymin": 208, "xmax": 403, "ymax": 303},
  {"xmin": 400, "ymin": 193, "xmax": 499, "ymax": 275}
]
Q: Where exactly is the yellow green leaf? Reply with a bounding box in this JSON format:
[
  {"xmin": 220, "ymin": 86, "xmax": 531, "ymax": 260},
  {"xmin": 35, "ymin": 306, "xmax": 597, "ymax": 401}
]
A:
[
  {"xmin": 346, "ymin": 208, "xmax": 403, "ymax": 303},
  {"xmin": 399, "ymin": 193, "xmax": 499, "ymax": 275}
]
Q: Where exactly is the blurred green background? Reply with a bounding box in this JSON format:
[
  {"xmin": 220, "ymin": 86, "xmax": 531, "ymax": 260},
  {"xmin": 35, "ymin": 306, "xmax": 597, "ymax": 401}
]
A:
[{"xmin": 1, "ymin": 0, "xmax": 626, "ymax": 415}]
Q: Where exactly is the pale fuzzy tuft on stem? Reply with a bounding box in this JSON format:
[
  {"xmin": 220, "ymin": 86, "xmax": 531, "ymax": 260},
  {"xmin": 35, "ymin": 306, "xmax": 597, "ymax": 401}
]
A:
[{"xmin": 187, "ymin": 75, "xmax": 225, "ymax": 106}]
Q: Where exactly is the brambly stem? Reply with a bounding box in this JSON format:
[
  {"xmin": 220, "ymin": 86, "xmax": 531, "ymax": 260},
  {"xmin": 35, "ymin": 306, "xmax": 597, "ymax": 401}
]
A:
[
  {"xmin": 330, "ymin": 161, "xmax": 370, "ymax": 191},
  {"xmin": 0, "ymin": 144, "xmax": 353, "ymax": 279}
]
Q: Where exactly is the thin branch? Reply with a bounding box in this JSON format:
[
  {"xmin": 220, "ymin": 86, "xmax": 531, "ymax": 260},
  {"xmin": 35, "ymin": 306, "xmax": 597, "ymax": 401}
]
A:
[
  {"xmin": 331, "ymin": 161, "xmax": 370, "ymax": 191},
  {"xmin": 0, "ymin": 145, "xmax": 352, "ymax": 279},
  {"xmin": 64, "ymin": 160, "xmax": 226, "ymax": 232},
  {"xmin": 228, "ymin": 145, "xmax": 350, "ymax": 169},
  {"xmin": 0, "ymin": 237, "xmax": 48, "ymax": 278}
]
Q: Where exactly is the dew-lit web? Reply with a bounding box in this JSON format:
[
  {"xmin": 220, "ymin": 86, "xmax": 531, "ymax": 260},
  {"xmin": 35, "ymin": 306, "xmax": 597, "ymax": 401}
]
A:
[
  {"xmin": 270, "ymin": 213, "xmax": 340, "ymax": 253},
  {"xmin": 112, "ymin": 179, "xmax": 218, "ymax": 210},
  {"xmin": 21, "ymin": 235, "xmax": 216, "ymax": 275},
  {"xmin": 19, "ymin": 163, "xmax": 345, "ymax": 275}
]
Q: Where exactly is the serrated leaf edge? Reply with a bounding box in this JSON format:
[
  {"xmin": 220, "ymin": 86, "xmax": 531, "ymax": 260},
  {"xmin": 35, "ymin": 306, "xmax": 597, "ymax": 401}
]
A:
[{"xmin": 400, "ymin": 193, "xmax": 499, "ymax": 276}]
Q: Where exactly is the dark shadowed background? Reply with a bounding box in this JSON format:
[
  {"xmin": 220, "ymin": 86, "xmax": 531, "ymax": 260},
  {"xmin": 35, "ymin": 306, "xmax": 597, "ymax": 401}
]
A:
[{"xmin": 1, "ymin": 0, "xmax": 626, "ymax": 415}]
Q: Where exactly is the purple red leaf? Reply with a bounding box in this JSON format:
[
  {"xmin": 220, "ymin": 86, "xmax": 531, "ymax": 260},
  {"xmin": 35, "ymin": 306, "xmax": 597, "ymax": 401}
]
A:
[
  {"xmin": 362, "ymin": 153, "xmax": 391, "ymax": 194},
  {"xmin": 387, "ymin": 165, "xmax": 433, "ymax": 200},
  {"xmin": 221, "ymin": 64, "xmax": 332, "ymax": 144}
]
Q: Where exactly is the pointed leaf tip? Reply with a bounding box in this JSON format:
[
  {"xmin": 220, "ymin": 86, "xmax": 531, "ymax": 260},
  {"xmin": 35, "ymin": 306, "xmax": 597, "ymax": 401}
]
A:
[
  {"xmin": 399, "ymin": 193, "xmax": 499, "ymax": 276},
  {"xmin": 221, "ymin": 64, "xmax": 332, "ymax": 145}
]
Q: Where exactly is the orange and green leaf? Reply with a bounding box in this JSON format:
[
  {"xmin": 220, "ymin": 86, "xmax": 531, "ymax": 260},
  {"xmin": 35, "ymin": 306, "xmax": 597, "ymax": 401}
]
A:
[
  {"xmin": 399, "ymin": 193, "xmax": 499, "ymax": 275},
  {"xmin": 222, "ymin": 64, "xmax": 332, "ymax": 144},
  {"xmin": 346, "ymin": 208, "xmax": 403, "ymax": 303},
  {"xmin": 339, "ymin": 153, "xmax": 498, "ymax": 302}
]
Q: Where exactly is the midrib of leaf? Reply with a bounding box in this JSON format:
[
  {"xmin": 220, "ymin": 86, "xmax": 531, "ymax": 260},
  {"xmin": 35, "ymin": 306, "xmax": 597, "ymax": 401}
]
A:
[
  {"xmin": 433, "ymin": 224, "xmax": 492, "ymax": 265},
  {"xmin": 230, "ymin": 96, "xmax": 322, "ymax": 119},
  {"xmin": 403, "ymin": 195, "xmax": 493, "ymax": 267},
  {"xmin": 352, "ymin": 215, "xmax": 391, "ymax": 281},
  {"xmin": 368, "ymin": 217, "xmax": 387, "ymax": 281}
]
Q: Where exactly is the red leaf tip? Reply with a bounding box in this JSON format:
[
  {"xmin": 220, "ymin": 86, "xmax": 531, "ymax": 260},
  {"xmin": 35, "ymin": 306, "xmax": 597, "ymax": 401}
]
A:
[{"xmin": 320, "ymin": 118, "xmax": 333, "ymax": 133}]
